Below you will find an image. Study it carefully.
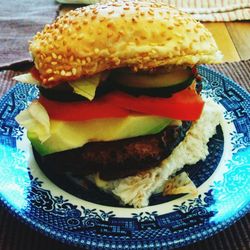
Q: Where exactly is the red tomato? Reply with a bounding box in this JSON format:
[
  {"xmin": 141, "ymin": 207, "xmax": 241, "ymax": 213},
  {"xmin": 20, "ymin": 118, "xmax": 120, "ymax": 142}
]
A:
[
  {"xmin": 103, "ymin": 88, "xmax": 204, "ymax": 121},
  {"xmin": 39, "ymin": 96, "xmax": 131, "ymax": 121},
  {"xmin": 30, "ymin": 67, "xmax": 42, "ymax": 82},
  {"xmin": 39, "ymin": 87, "xmax": 204, "ymax": 121}
]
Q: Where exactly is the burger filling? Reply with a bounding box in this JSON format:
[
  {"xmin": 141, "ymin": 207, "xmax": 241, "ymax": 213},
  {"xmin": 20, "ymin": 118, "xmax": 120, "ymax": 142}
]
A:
[
  {"xmin": 34, "ymin": 121, "xmax": 192, "ymax": 181},
  {"xmin": 15, "ymin": 65, "xmax": 203, "ymax": 180}
]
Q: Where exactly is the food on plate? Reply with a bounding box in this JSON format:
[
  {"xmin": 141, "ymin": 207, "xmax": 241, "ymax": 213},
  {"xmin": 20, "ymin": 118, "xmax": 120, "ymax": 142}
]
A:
[{"xmin": 15, "ymin": 0, "xmax": 223, "ymax": 207}]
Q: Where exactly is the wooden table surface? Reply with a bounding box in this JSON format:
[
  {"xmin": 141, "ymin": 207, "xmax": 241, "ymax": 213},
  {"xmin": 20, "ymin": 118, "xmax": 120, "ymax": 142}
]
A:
[{"xmin": 204, "ymin": 22, "xmax": 250, "ymax": 62}]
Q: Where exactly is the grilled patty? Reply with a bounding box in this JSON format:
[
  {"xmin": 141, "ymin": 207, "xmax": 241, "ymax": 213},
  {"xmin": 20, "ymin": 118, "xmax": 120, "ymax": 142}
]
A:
[{"xmin": 34, "ymin": 121, "xmax": 191, "ymax": 180}]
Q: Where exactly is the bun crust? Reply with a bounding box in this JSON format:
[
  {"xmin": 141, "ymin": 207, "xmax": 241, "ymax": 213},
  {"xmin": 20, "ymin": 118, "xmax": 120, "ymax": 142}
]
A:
[{"xmin": 29, "ymin": 0, "xmax": 222, "ymax": 86}]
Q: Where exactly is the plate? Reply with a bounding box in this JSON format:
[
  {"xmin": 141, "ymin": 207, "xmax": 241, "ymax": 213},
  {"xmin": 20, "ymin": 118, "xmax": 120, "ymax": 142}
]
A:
[{"xmin": 0, "ymin": 66, "xmax": 249, "ymax": 249}]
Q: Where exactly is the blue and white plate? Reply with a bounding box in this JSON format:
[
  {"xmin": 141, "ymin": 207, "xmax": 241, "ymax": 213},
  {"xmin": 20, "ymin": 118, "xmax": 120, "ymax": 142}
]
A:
[{"xmin": 0, "ymin": 66, "xmax": 249, "ymax": 249}]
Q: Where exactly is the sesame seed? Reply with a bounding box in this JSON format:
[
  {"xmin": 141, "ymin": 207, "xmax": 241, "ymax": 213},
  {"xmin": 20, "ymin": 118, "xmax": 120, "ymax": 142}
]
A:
[
  {"xmin": 107, "ymin": 22, "xmax": 114, "ymax": 28},
  {"xmin": 194, "ymin": 27, "xmax": 200, "ymax": 33},
  {"xmin": 52, "ymin": 53, "xmax": 57, "ymax": 59},
  {"xmin": 45, "ymin": 56, "xmax": 52, "ymax": 62},
  {"xmin": 112, "ymin": 3, "xmax": 121, "ymax": 7},
  {"xmin": 66, "ymin": 71, "xmax": 72, "ymax": 77},
  {"xmin": 48, "ymin": 77, "xmax": 55, "ymax": 82},
  {"xmin": 148, "ymin": 10, "xmax": 154, "ymax": 16},
  {"xmin": 72, "ymin": 68, "xmax": 77, "ymax": 75},
  {"xmin": 51, "ymin": 61, "xmax": 58, "ymax": 65},
  {"xmin": 115, "ymin": 59, "xmax": 120, "ymax": 66},
  {"xmin": 119, "ymin": 30, "xmax": 125, "ymax": 36},
  {"xmin": 60, "ymin": 70, "xmax": 66, "ymax": 76},
  {"xmin": 133, "ymin": 66, "xmax": 138, "ymax": 72},
  {"xmin": 132, "ymin": 17, "xmax": 138, "ymax": 23},
  {"xmin": 46, "ymin": 69, "xmax": 52, "ymax": 74},
  {"xmin": 76, "ymin": 25, "xmax": 81, "ymax": 31}
]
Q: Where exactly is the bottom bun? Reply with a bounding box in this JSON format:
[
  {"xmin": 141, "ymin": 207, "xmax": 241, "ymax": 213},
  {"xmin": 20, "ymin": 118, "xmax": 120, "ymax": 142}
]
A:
[{"xmin": 88, "ymin": 100, "xmax": 223, "ymax": 208}]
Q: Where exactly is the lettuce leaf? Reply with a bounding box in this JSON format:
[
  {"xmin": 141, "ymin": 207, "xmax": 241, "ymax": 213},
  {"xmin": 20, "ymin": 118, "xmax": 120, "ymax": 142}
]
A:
[
  {"xmin": 13, "ymin": 73, "xmax": 40, "ymax": 85},
  {"xmin": 14, "ymin": 72, "xmax": 104, "ymax": 102},
  {"xmin": 15, "ymin": 101, "xmax": 50, "ymax": 142},
  {"xmin": 69, "ymin": 74, "xmax": 101, "ymax": 101}
]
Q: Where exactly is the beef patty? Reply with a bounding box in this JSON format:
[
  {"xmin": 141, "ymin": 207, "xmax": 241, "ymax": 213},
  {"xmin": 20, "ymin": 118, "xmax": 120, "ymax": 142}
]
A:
[{"xmin": 34, "ymin": 121, "xmax": 192, "ymax": 180}]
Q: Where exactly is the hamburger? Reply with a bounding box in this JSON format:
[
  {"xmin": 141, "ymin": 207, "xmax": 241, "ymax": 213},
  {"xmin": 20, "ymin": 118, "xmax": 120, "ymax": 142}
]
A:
[{"xmin": 15, "ymin": 0, "xmax": 223, "ymax": 207}]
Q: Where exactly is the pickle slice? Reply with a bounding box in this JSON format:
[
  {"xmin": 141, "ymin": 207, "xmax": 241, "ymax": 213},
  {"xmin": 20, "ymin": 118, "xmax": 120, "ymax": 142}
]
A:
[
  {"xmin": 111, "ymin": 68, "xmax": 193, "ymax": 88},
  {"xmin": 116, "ymin": 77, "xmax": 195, "ymax": 97},
  {"xmin": 39, "ymin": 84, "xmax": 84, "ymax": 102}
]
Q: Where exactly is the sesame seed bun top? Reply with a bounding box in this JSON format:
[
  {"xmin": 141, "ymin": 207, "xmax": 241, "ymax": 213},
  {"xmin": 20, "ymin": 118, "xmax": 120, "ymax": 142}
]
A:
[{"xmin": 29, "ymin": 0, "xmax": 223, "ymax": 86}]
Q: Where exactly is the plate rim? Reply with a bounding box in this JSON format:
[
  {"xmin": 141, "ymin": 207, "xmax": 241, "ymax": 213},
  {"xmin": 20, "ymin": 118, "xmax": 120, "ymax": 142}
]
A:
[{"xmin": 0, "ymin": 65, "xmax": 250, "ymax": 249}]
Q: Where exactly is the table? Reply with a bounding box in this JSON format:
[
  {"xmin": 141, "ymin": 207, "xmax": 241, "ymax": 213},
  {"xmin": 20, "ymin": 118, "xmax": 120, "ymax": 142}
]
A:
[
  {"xmin": 0, "ymin": 5, "xmax": 249, "ymax": 250},
  {"xmin": 204, "ymin": 22, "xmax": 250, "ymax": 62}
]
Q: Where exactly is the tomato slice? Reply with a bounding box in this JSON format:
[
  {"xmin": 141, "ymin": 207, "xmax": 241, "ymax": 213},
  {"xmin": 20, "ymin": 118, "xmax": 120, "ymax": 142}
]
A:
[
  {"xmin": 103, "ymin": 88, "xmax": 204, "ymax": 121},
  {"xmin": 39, "ymin": 87, "xmax": 204, "ymax": 121},
  {"xmin": 39, "ymin": 96, "xmax": 131, "ymax": 121},
  {"xmin": 30, "ymin": 67, "xmax": 42, "ymax": 82}
]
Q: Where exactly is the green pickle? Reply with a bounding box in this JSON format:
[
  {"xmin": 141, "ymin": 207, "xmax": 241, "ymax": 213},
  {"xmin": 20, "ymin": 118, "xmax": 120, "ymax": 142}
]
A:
[{"xmin": 111, "ymin": 68, "xmax": 193, "ymax": 88}]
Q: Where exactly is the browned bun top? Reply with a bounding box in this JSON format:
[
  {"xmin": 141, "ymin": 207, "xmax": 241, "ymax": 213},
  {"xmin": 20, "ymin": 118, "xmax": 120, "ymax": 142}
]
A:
[{"xmin": 29, "ymin": 0, "xmax": 222, "ymax": 86}]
